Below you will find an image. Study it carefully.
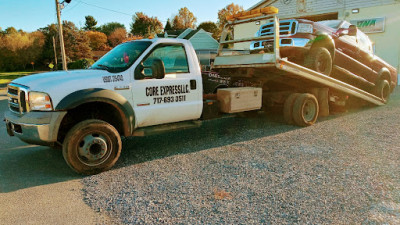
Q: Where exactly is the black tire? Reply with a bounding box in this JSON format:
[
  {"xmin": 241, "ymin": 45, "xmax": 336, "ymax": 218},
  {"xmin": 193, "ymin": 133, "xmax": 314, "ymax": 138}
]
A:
[
  {"xmin": 374, "ymin": 79, "xmax": 390, "ymax": 104},
  {"xmin": 62, "ymin": 119, "xmax": 122, "ymax": 175},
  {"xmin": 292, "ymin": 93, "xmax": 319, "ymax": 127},
  {"xmin": 304, "ymin": 47, "xmax": 332, "ymax": 76},
  {"xmin": 283, "ymin": 93, "xmax": 301, "ymax": 125}
]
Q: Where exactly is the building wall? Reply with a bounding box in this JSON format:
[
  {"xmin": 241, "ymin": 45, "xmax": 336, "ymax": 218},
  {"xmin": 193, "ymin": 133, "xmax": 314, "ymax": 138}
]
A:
[{"xmin": 234, "ymin": 0, "xmax": 400, "ymax": 81}]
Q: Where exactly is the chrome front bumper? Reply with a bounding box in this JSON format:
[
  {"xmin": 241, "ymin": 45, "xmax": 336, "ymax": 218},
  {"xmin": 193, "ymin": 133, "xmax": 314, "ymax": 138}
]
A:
[
  {"xmin": 250, "ymin": 38, "xmax": 311, "ymax": 50},
  {"xmin": 4, "ymin": 110, "xmax": 67, "ymax": 146}
]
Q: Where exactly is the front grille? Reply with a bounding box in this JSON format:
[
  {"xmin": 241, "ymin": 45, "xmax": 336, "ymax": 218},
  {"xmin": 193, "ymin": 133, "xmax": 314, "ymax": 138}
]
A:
[
  {"xmin": 7, "ymin": 84, "xmax": 29, "ymax": 114},
  {"xmin": 259, "ymin": 20, "xmax": 298, "ymax": 37}
]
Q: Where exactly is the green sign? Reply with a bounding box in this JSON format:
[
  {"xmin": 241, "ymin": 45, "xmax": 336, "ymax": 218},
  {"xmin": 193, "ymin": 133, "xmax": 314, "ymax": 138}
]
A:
[{"xmin": 350, "ymin": 17, "xmax": 385, "ymax": 34}]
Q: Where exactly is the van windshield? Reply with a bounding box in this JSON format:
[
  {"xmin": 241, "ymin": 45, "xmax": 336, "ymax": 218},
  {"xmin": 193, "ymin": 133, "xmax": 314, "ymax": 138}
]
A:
[{"xmin": 91, "ymin": 41, "xmax": 152, "ymax": 73}]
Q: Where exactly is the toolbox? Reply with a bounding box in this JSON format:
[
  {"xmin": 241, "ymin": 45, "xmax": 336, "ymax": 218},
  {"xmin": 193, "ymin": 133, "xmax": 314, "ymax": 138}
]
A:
[{"xmin": 217, "ymin": 87, "xmax": 262, "ymax": 113}]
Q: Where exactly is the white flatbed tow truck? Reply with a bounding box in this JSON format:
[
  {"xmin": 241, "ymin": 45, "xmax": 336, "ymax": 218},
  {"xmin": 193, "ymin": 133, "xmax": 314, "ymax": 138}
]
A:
[{"xmin": 4, "ymin": 7, "xmax": 391, "ymax": 174}]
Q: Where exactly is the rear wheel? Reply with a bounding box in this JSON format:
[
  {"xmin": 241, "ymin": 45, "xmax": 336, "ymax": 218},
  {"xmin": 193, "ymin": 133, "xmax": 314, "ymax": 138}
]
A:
[
  {"xmin": 62, "ymin": 119, "xmax": 122, "ymax": 175},
  {"xmin": 304, "ymin": 47, "xmax": 332, "ymax": 76},
  {"xmin": 283, "ymin": 93, "xmax": 301, "ymax": 125},
  {"xmin": 374, "ymin": 79, "xmax": 390, "ymax": 104},
  {"xmin": 292, "ymin": 94, "xmax": 319, "ymax": 127}
]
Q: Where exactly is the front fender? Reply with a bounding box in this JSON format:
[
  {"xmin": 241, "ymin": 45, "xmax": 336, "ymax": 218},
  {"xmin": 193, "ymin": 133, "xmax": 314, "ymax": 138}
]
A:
[
  {"xmin": 56, "ymin": 88, "xmax": 135, "ymax": 136},
  {"xmin": 311, "ymin": 33, "xmax": 335, "ymax": 58}
]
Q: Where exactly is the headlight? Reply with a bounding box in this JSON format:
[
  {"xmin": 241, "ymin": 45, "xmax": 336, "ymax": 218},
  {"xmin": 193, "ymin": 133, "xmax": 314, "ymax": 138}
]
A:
[
  {"xmin": 29, "ymin": 91, "xmax": 53, "ymax": 111},
  {"xmin": 297, "ymin": 23, "xmax": 313, "ymax": 33}
]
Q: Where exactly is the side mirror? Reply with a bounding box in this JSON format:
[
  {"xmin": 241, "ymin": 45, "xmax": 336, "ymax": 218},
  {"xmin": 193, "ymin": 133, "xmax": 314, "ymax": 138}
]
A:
[
  {"xmin": 336, "ymin": 28, "xmax": 347, "ymax": 37},
  {"xmin": 152, "ymin": 59, "xmax": 165, "ymax": 79},
  {"xmin": 348, "ymin": 25, "xmax": 358, "ymax": 36},
  {"xmin": 134, "ymin": 63, "xmax": 145, "ymax": 80}
]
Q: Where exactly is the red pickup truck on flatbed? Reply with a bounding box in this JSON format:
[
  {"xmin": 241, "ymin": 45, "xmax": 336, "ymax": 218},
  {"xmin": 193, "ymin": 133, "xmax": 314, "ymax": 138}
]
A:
[{"xmin": 250, "ymin": 19, "xmax": 397, "ymax": 102}]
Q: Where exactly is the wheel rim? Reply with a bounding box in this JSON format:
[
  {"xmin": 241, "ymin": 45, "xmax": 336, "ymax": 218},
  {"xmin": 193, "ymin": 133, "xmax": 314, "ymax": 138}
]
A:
[
  {"xmin": 316, "ymin": 53, "xmax": 328, "ymax": 73},
  {"xmin": 303, "ymin": 99, "xmax": 317, "ymax": 122},
  {"xmin": 77, "ymin": 132, "xmax": 112, "ymax": 166}
]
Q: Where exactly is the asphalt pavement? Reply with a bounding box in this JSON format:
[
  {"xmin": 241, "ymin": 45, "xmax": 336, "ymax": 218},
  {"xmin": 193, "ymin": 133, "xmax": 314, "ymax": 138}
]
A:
[{"xmin": 0, "ymin": 88, "xmax": 111, "ymax": 224}]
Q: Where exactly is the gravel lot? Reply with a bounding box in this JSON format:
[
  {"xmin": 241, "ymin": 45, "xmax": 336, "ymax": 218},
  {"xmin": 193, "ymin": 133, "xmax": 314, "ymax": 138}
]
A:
[{"xmin": 83, "ymin": 89, "xmax": 400, "ymax": 224}]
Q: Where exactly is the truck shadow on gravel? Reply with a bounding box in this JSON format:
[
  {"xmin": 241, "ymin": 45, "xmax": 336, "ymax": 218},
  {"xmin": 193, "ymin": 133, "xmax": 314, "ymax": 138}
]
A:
[
  {"xmin": 115, "ymin": 105, "xmax": 371, "ymax": 169},
  {"xmin": 0, "ymin": 97, "xmax": 81, "ymax": 193},
  {"xmin": 0, "ymin": 146, "xmax": 82, "ymax": 193},
  {"xmin": 0, "ymin": 96, "xmax": 380, "ymax": 193}
]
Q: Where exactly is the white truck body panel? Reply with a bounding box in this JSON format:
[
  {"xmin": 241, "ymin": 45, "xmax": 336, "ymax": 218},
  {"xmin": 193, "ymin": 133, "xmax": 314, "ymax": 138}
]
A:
[{"xmin": 10, "ymin": 38, "xmax": 203, "ymax": 129}]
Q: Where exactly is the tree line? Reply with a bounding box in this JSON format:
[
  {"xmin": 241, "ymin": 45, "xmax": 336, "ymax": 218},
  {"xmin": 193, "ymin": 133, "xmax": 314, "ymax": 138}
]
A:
[{"xmin": 0, "ymin": 3, "xmax": 243, "ymax": 72}]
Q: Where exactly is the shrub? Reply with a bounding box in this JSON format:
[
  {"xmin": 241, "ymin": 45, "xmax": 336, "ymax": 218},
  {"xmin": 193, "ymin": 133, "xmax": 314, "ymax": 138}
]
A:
[{"xmin": 67, "ymin": 58, "xmax": 95, "ymax": 69}]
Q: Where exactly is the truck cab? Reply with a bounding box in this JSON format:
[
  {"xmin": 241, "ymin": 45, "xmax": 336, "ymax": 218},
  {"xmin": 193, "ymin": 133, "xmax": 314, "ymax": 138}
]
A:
[{"xmin": 5, "ymin": 38, "xmax": 204, "ymax": 174}]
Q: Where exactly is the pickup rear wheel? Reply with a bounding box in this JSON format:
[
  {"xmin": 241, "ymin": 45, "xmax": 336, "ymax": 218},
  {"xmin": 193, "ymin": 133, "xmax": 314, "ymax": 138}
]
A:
[
  {"xmin": 374, "ymin": 79, "xmax": 390, "ymax": 104},
  {"xmin": 304, "ymin": 47, "xmax": 332, "ymax": 76},
  {"xmin": 292, "ymin": 93, "xmax": 319, "ymax": 127},
  {"xmin": 62, "ymin": 119, "xmax": 122, "ymax": 175}
]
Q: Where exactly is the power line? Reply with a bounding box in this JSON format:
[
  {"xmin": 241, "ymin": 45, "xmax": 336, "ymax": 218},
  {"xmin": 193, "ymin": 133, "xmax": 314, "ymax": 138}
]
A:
[
  {"xmin": 77, "ymin": 0, "xmax": 132, "ymax": 17},
  {"xmin": 63, "ymin": 1, "xmax": 82, "ymax": 13},
  {"xmin": 63, "ymin": 0, "xmax": 168, "ymax": 23}
]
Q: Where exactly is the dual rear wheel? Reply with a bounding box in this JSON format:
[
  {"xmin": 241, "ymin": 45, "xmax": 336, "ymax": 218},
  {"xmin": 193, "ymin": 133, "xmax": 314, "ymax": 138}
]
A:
[{"xmin": 283, "ymin": 93, "xmax": 319, "ymax": 127}]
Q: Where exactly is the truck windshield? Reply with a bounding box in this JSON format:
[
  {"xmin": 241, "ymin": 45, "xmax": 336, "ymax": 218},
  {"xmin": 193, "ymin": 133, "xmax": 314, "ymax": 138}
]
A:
[
  {"xmin": 317, "ymin": 20, "xmax": 342, "ymax": 30},
  {"xmin": 91, "ymin": 41, "xmax": 152, "ymax": 73}
]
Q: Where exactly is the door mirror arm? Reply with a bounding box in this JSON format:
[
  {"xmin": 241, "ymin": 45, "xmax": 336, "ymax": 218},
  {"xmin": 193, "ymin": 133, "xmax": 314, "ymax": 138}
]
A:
[
  {"xmin": 134, "ymin": 63, "xmax": 145, "ymax": 80},
  {"xmin": 152, "ymin": 59, "xmax": 166, "ymax": 79}
]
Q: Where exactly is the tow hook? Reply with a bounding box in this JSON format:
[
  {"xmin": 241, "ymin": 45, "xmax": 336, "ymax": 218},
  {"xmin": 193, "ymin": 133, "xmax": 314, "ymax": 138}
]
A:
[{"xmin": 5, "ymin": 119, "xmax": 14, "ymax": 137}]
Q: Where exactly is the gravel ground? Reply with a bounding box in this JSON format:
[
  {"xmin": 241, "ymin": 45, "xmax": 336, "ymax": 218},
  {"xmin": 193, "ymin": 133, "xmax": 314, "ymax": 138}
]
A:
[{"xmin": 83, "ymin": 89, "xmax": 400, "ymax": 224}]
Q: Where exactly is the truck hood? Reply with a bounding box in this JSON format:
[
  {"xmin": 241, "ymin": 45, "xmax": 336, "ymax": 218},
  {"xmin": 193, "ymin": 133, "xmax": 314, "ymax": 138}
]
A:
[
  {"xmin": 12, "ymin": 70, "xmax": 111, "ymax": 91},
  {"xmin": 11, "ymin": 69, "xmax": 119, "ymax": 107}
]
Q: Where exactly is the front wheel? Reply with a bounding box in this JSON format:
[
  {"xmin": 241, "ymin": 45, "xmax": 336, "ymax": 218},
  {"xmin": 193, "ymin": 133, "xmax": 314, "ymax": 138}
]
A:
[
  {"xmin": 304, "ymin": 47, "xmax": 332, "ymax": 76},
  {"xmin": 62, "ymin": 119, "xmax": 122, "ymax": 175},
  {"xmin": 374, "ymin": 79, "xmax": 390, "ymax": 104}
]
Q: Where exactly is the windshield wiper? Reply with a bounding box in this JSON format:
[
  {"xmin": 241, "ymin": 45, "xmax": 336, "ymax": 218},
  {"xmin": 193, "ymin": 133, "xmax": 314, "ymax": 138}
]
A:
[{"xmin": 93, "ymin": 64, "xmax": 111, "ymax": 71}]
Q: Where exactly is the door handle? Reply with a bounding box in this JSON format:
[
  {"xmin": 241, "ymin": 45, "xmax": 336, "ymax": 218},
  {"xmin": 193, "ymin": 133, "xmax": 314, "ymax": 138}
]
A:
[{"xmin": 190, "ymin": 80, "xmax": 197, "ymax": 90}]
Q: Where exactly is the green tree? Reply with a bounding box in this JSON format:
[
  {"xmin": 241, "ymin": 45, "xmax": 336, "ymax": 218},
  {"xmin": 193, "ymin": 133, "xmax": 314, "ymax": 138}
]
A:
[
  {"xmin": 198, "ymin": 21, "xmax": 219, "ymax": 40},
  {"xmin": 130, "ymin": 12, "xmax": 163, "ymax": 38},
  {"xmin": 165, "ymin": 19, "xmax": 172, "ymax": 31},
  {"xmin": 84, "ymin": 15, "xmax": 98, "ymax": 31},
  {"xmin": 98, "ymin": 22, "xmax": 125, "ymax": 36},
  {"xmin": 5, "ymin": 27, "xmax": 18, "ymax": 34},
  {"xmin": 172, "ymin": 7, "xmax": 197, "ymax": 30},
  {"xmin": 40, "ymin": 21, "xmax": 92, "ymax": 65},
  {"xmin": 62, "ymin": 21, "xmax": 92, "ymax": 61}
]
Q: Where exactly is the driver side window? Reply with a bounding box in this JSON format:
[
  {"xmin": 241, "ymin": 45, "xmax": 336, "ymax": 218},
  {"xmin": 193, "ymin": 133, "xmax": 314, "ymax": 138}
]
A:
[
  {"xmin": 142, "ymin": 44, "xmax": 189, "ymax": 77},
  {"xmin": 357, "ymin": 32, "xmax": 373, "ymax": 54}
]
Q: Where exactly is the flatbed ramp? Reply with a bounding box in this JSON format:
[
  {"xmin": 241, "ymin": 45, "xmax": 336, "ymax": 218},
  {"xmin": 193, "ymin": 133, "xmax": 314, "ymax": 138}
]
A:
[{"xmin": 276, "ymin": 58, "xmax": 385, "ymax": 106}]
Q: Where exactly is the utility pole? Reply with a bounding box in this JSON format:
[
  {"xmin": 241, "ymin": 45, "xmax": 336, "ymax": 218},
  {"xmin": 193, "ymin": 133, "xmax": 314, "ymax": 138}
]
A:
[
  {"xmin": 55, "ymin": 0, "xmax": 67, "ymax": 71},
  {"xmin": 52, "ymin": 36, "xmax": 58, "ymax": 69}
]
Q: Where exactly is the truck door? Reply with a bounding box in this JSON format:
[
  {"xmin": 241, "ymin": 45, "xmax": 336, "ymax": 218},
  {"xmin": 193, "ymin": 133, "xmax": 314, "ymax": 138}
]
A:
[
  {"xmin": 356, "ymin": 31, "xmax": 377, "ymax": 83},
  {"xmin": 132, "ymin": 43, "xmax": 203, "ymax": 127},
  {"xmin": 334, "ymin": 33, "xmax": 360, "ymax": 73}
]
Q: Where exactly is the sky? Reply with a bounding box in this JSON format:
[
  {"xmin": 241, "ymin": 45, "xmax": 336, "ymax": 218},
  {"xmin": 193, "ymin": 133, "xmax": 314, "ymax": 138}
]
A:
[{"xmin": 0, "ymin": 0, "xmax": 262, "ymax": 32}]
